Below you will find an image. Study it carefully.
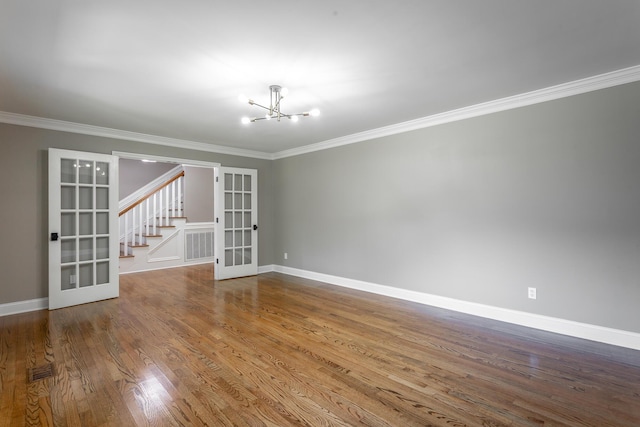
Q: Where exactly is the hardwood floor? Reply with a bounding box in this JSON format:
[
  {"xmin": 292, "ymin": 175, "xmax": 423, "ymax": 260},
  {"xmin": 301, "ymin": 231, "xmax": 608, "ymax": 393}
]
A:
[{"xmin": 2, "ymin": 264, "xmax": 639, "ymax": 426}]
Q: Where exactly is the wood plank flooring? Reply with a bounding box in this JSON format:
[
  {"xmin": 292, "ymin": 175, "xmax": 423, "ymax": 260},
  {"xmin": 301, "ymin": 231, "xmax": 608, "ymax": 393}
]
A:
[{"xmin": 1, "ymin": 264, "xmax": 639, "ymax": 426}]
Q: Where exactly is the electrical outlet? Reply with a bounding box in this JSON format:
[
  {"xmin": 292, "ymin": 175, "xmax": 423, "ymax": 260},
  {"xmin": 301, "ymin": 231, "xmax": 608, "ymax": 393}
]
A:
[
  {"xmin": 528, "ymin": 287, "xmax": 537, "ymax": 300},
  {"xmin": 284, "ymin": 253, "xmax": 288, "ymax": 260}
]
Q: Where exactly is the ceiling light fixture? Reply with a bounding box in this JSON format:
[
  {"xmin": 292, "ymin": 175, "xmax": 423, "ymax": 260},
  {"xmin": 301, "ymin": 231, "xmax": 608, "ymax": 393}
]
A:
[{"xmin": 240, "ymin": 85, "xmax": 319, "ymax": 124}]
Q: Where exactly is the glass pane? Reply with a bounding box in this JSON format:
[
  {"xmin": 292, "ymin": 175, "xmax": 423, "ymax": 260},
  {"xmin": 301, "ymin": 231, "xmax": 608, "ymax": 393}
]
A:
[
  {"xmin": 61, "ymin": 239, "xmax": 76, "ymax": 263},
  {"xmin": 96, "ymin": 162, "xmax": 109, "ymax": 185},
  {"xmin": 61, "ymin": 186, "xmax": 75, "ymax": 209},
  {"xmin": 96, "ymin": 262, "xmax": 109, "ymax": 284},
  {"xmin": 79, "ymin": 187, "xmax": 93, "ymax": 209},
  {"xmin": 79, "ymin": 263, "xmax": 94, "ymax": 287},
  {"xmin": 61, "ymin": 265, "xmax": 76, "ymax": 291},
  {"xmin": 61, "ymin": 213, "xmax": 76, "ymax": 237},
  {"xmin": 224, "ymin": 174, "xmax": 233, "ymax": 191},
  {"xmin": 234, "ymin": 248, "xmax": 242, "ymax": 265},
  {"xmin": 234, "ymin": 212, "xmax": 242, "ymax": 229},
  {"xmin": 79, "ymin": 213, "xmax": 93, "ymax": 235},
  {"xmin": 79, "ymin": 238, "xmax": 93, "ymax": 261},
  {"xmin": 244, "ymin": 175, "xmax": 252, "ymax": 191},
  {"xmin": 224, "ymin": 192, "xmax": 233, "ymax": 210},
  {"xmin": 61, "ymin": 159, "xmax": 76, "ymax": 184},
  {"xmin": 234, "ymin": 174, "xmax": 242, "ymax": 191},
  {"xmin": 224, "ymin": 212, "xmax": 233, "ymax": 229},
  {"xmin": 235, "ymin": 230, "xmax": 242, "ymax": 247},
  {"xmin": 225, "ymin": 249, "xmax": 233, "ymax": 267},
  {"xmin": 244, "ymin": 212, "xmax": 252, "ymax": 228},
  {"xmin": 225, "ymin": 230, "xmax": 233, "ymax": 248},
  {"xmin": 244, "ymin": 248, "xmax": 252, "ymax": 264},
  {"xmin": 78, "ymin": 160, "xmax": 93, "ymax": 184},
  {"xmin": 244, "ymin": 230, "xmax": 252, "ymax": 246},
  {"xmin": 96, "ymin": 237, "xmax": 109, "ymax": 260},
  {"xmin": 234, "ymin": 193, "xmax": 242, "ymax": 210},
  {"xmin": 243, "ymin": 193, "xmax": 251, "ymax": 210},
  {"xmin": 96, "ymin": 187, "xmax": 109, "ymax": 209},
  {"xmin": 96, "ymin": 212, "xmax": 109, "ymax": 234}
]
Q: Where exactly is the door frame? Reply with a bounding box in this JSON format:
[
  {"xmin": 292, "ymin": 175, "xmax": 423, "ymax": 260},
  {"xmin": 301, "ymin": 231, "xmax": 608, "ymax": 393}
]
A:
[
  {"xmin": 113, "ymin": 152, "xmax": 221, "ymax": 170},
  {"xmin": 112, "ymin": 150, "xmax": 222, "ymax": 271}
]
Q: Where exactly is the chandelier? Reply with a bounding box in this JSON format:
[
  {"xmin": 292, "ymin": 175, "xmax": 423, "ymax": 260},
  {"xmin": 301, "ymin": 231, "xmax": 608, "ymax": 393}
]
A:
[{"xmin": 240, "ymin": 85, "xmax": 319, "ymax": 124}]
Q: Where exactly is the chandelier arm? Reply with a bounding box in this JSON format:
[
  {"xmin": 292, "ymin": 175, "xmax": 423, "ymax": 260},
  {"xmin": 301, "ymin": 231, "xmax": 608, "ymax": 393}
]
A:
[
  {"xmin": 274, "ymin": 96, "xmax": 283, "ymax": 111},
  {"xmin": 248, "ymin": 101, "xmax": 272, "ymax": 112}
]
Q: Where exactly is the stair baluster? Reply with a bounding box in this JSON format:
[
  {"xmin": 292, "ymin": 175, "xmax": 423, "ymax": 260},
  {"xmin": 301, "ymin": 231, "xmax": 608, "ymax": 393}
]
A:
[{"xmin": 119, "ymin": 171, "xmax": 184, "ymax": 258}]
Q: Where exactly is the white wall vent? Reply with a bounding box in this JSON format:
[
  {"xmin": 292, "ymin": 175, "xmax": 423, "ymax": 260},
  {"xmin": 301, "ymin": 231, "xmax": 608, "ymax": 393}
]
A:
[{"xmin": 185, "ymin": 231, "xmax": 214, "ymax": 261}]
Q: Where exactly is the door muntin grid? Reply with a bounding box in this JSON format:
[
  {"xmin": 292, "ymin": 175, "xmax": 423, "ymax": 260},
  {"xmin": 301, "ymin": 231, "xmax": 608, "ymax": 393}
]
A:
[
  {"xmin": 59, "ymin": 158, "xmax": 111, "ymax": 290},
  {"xmin": 223, "ymin": 172, "xmax": 253, "ymax": 267}
]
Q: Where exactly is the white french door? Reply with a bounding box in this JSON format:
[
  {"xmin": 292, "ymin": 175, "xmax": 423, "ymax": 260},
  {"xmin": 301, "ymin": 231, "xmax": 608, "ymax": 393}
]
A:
[
  {"xmin": 215, "ymin": 167, "xmax": 258, "ymax": 280},
  {"xmin": 48, "ymin": 148, "xmax": 120, "ymax": 310}
]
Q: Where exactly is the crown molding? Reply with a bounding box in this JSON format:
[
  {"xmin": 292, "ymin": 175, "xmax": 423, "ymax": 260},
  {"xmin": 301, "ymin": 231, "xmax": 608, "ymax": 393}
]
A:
[
  {"xmin": 2, "ymin": 65, "xmax": 639, "ymax": 162},
  {"xmin": 0, "ymin": 111, "xmax": 273, "ymax": 160},
  {"xmin": 272, "ymin": 64, "xmax": 640, "ymax": 159}
]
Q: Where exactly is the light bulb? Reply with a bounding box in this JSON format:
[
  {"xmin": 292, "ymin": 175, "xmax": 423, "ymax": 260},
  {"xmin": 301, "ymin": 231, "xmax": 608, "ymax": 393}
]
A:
[
  {"xmin": 309, "ymin": 108, "xmax": 320, "ymax": 117},
  {"xmin": 291, "ymin": 115, "xmax": 299, "ymax": 122},
  {"xmin": 265, "ymin": 114, "xmax": 271, "ymax": 120},
  {"xmin": 241, "ymin": 117, "xmax": 251, "ymax": 124}
]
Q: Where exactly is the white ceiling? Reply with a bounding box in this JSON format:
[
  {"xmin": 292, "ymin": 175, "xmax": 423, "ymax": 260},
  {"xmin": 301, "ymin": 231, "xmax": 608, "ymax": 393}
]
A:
[{"xmin": 1, "ymin": 1, "xmax": 640, "ymax": 156}]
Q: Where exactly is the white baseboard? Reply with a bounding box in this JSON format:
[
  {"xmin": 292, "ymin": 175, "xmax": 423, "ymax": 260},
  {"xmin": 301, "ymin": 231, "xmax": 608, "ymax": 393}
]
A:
[
  {"xmin": 0, "ymin": 298, "xmax": 48, "ymax": 317},
  {"xmin": 258, "ymin": 264, "xmax": 276, "ymax": 274},
  {"xmin": 267, "ymin": 265, "xmax": 640, "ymax": 351}
]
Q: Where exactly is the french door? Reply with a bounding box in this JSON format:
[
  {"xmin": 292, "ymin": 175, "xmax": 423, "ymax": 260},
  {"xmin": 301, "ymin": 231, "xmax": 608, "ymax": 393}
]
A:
[
  {"xmin": 215, "ymin": 167, "xmax": 258, "ymax": 280},
  {"xmin": 48, "ymin": 148, "xmax": 120, "ymax": 309}
]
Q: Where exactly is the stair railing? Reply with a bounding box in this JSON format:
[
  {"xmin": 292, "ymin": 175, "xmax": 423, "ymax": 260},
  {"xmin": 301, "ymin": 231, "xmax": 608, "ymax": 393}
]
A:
[{"xmin": 119, "ymin": 171, "xmax": 184, "ymax": 256}]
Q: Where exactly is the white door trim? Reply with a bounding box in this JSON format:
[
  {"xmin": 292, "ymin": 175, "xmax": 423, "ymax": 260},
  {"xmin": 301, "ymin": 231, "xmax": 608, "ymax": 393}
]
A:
[{"xmin": 112, "ymin": 151, "xmax": 220, "ymax": 169}]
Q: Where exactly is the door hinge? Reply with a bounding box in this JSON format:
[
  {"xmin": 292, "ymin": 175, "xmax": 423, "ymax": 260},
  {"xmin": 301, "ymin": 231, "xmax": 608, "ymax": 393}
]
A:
[
  {"xmin": 216, "ymin": 176, "xmax": 219, "ymax": 182},
  {"xmin": 216, "ymin": 258, "xmax": 219, "ymax": 264},
  {"xmin": 216, "ymin": 217, "xmax": 219, "ymax": 223}
]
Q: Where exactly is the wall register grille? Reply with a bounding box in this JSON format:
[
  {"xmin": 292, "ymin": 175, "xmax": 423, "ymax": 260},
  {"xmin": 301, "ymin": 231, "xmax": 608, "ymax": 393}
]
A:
[{"xmin": 185, "ymin": 231, "xmax": 214, "ymax": 261}]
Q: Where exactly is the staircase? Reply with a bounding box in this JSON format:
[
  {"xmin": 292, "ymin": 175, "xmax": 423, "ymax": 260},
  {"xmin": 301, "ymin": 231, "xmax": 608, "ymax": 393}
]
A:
[{"xmin": 118, "ymin": 166, "xmax": 215, "ymax": 274}]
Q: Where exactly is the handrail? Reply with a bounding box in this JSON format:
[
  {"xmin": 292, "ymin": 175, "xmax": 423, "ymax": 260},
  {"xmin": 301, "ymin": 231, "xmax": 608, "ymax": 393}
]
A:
[{"xmin": 119, "ymin": 171, "xmax": 184, "ymax": 217}]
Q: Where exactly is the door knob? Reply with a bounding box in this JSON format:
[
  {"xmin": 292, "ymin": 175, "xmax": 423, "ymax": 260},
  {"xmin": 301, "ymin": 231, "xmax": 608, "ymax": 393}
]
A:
[{"xmin": 253, "ymin": 224, "xmax": 258, "ymax": 231}]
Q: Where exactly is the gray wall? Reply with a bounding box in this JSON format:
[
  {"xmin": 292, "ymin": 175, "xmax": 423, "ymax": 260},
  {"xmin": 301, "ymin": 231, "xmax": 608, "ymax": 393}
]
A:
[
  {"xmin": 119, "ymin": 158, "xmax": 177, "ymax": 200},
  {"xmin": 0, "ymin": 124, "xmax": 274, "ymax": 304},
  {"xmin": 183, "ymin": 165, "xmax": 215, "ymax": 222},
  {"xmin": 274, "ymin": 81, "xmax": 640, "ymax": 333},
  {"xmin": 2, "ymin": 81, "xmax": 639, "ymax": 335}
]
